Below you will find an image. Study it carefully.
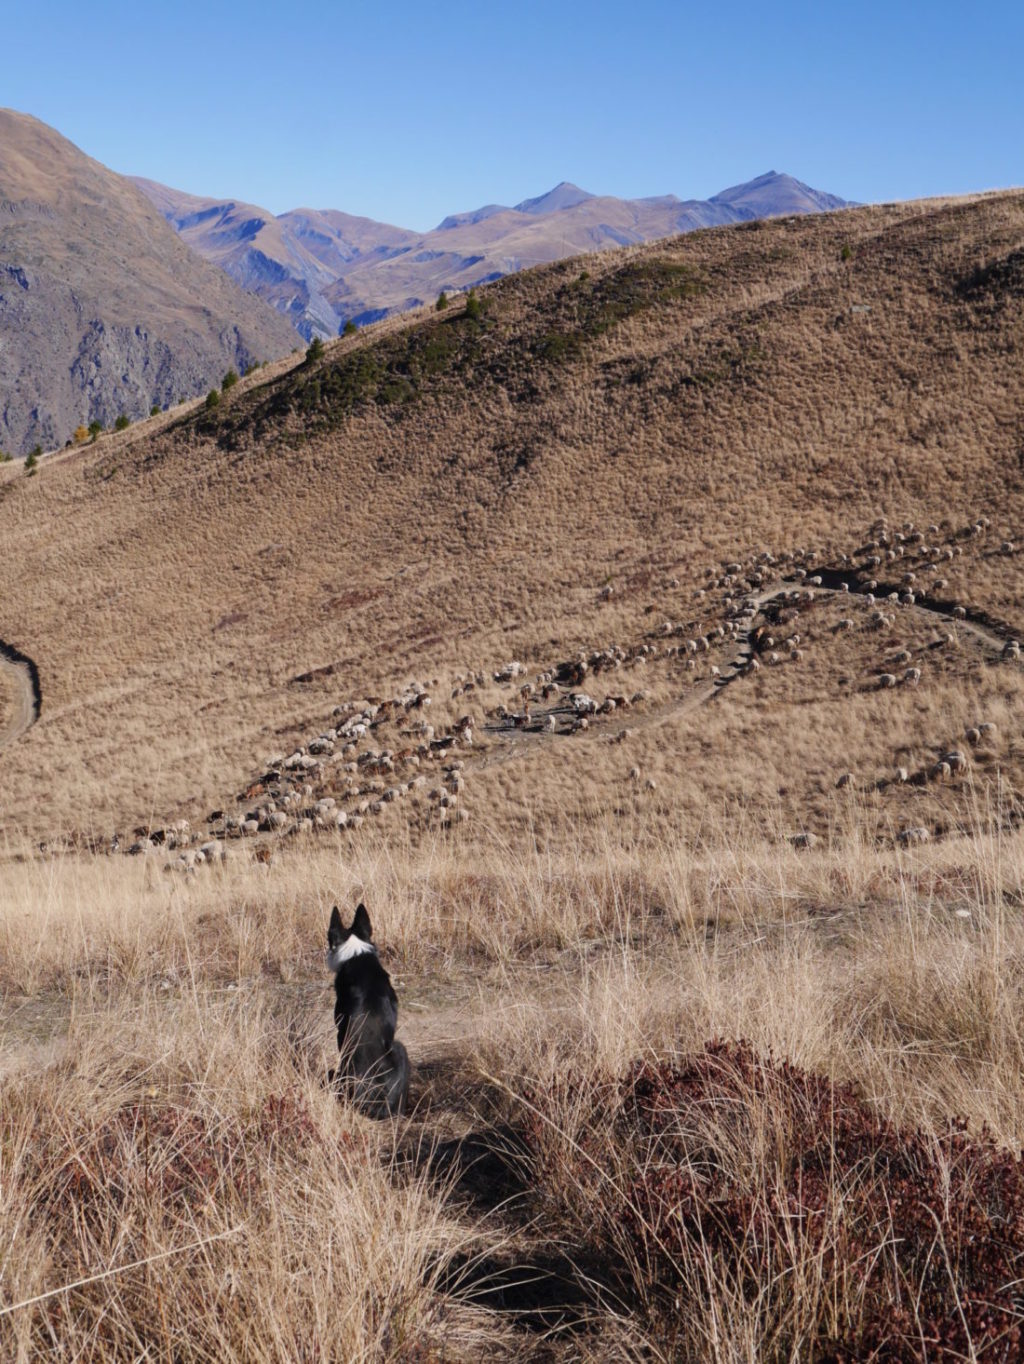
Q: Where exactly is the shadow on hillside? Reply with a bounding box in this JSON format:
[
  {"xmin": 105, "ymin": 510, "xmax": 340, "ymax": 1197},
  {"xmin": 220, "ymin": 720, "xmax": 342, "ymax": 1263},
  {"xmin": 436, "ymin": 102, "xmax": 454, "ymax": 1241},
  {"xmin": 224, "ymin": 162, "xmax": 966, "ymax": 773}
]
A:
[
  {"xmin": 395, "ymin": 1056, "xmax": 615, "ymax": 1340},
  {"xmin": 400, "ymin": 1057, "xmax": 532, "ymax": 1213}
]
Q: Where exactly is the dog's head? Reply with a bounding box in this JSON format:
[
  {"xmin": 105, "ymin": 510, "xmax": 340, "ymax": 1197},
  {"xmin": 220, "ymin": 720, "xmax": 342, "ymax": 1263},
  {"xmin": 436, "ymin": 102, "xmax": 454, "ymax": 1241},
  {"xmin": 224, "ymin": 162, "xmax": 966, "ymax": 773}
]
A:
[{"xmin": 326, "ymin": 902, "xmax": 376, "ymax": 972}]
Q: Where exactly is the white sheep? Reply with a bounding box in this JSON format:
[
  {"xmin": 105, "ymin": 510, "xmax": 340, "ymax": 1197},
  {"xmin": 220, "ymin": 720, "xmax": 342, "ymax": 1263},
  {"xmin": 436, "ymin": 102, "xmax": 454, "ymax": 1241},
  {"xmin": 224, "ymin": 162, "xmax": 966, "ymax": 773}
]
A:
[{"xmin": 897, "ymin": 827, "xmax": 930, "ymax": 846}]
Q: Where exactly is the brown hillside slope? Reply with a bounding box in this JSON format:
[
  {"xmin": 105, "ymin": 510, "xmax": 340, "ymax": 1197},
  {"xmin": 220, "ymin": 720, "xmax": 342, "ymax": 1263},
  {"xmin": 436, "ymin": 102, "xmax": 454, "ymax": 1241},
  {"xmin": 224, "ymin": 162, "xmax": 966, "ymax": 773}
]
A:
[
  {"xmin": 1, "ymin": 190, "xmax": 1023, "ymax": 840},
  {"xmin": 0, "ymin": 109, "xmax": 298, "ymax": 455}
]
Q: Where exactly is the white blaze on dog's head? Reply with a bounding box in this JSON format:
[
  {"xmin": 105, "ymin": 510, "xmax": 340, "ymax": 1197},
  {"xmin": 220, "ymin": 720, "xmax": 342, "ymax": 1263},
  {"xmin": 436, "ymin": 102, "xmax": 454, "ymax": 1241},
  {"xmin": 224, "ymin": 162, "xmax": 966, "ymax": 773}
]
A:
[{"xmin": 326, "ymin": 902, "xmax": 377, "ymax": 971}]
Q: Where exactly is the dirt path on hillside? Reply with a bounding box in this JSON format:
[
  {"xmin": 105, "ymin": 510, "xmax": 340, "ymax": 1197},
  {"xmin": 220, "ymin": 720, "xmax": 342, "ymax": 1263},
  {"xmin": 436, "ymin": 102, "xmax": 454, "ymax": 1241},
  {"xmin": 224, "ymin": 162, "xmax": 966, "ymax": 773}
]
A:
[
  {"xmin": 0, "ymin": 641, "xmax": 40, "ymax": 750},
  {"xmin": 479, "ymin": 576, "xmax": 1015, "ymax": 766}
]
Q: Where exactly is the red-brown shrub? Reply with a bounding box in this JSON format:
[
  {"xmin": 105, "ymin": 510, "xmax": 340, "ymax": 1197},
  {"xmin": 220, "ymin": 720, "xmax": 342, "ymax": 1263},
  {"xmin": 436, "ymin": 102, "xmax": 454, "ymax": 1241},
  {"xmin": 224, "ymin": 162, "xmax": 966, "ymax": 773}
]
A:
[{"xmin": 524, "ymin": 1043, "xmax": 1024, "ymax": 1361}]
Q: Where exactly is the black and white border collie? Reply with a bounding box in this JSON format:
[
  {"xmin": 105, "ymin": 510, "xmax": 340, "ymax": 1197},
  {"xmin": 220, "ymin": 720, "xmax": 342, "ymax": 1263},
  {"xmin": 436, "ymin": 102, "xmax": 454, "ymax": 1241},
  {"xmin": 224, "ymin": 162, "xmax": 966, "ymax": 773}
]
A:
[{"xmin": 326, "ymin": 902, "xmax": 410, "ymax": 1117}]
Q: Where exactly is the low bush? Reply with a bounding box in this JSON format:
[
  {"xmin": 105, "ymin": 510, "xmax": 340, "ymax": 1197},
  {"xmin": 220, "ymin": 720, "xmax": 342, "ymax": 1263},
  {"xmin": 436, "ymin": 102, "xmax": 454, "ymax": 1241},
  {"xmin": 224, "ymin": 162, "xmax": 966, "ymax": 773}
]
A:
[{"xmin": 522, "ymin": 1042, "xmax": 1024, "ymax": 1361}]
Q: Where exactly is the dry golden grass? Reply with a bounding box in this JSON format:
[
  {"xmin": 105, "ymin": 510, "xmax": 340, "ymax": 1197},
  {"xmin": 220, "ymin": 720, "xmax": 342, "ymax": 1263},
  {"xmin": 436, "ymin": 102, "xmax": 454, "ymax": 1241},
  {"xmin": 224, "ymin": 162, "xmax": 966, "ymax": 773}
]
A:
[
  {"xmin": 5, "ymin": 820, "xmax": 1024, "ymax": 1357},
  {"xmin": 5, "ymin": 194, "xmax": 1024, "ymax": 1357}
]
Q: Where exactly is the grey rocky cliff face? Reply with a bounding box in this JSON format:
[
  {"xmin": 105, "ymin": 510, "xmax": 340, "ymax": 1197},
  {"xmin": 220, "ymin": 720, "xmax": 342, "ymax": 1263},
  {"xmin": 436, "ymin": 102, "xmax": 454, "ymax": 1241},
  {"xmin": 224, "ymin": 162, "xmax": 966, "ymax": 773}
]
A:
[
  {"xmin": 0, "ymin": 265, "xmax": 272, "ymax": 454},
  {"xmin": 0, "ymin": 109, "xmax": 299, "ymax": 455}
]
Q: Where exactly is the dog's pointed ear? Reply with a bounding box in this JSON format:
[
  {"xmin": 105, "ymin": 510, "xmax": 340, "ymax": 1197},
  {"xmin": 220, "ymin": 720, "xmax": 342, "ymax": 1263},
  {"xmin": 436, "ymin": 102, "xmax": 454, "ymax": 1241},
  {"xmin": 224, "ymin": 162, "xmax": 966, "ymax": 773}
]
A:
[
  {"xmin": 352, "ymin": 902, "xmax": 372, "ymax": 942},
  {"xmin": 327, "ymin": 905, "xmax": 344, "ymax": 949}
]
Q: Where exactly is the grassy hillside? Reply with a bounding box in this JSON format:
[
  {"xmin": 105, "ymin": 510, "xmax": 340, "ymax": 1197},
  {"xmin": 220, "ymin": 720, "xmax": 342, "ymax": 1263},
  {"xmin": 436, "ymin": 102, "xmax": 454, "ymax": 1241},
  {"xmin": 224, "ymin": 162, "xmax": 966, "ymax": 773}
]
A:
[
  {"xmin": 1, "ymin": 189, "xmax": 1022, "ymax": 842},
  {"xmin": 5, "ymin": 191, "xmax": 1024, "ymax": 1361}
]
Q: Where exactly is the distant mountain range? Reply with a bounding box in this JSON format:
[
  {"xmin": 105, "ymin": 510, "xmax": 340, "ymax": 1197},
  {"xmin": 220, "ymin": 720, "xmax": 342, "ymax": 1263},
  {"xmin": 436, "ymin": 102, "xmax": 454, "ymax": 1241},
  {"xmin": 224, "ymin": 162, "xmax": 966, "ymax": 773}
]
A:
[
  {"xmin": 0, "ymin": 105, "xmax": 851, "ymax": 454},
  {"xmin": 134, "ymin": 171, "xmax": 851, "ymax": 340},
  {"xmin": 0, "ymin": 110, "xmax": 298, "ymax": 456}
]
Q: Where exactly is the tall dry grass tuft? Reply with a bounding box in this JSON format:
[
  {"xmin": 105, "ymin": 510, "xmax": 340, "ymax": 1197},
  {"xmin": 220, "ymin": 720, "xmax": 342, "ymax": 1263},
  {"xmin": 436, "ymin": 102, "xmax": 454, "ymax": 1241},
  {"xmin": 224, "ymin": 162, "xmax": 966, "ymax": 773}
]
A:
[{"xmin": 0, "ymin": 990, "xmax": 503, "ymax": 1362}]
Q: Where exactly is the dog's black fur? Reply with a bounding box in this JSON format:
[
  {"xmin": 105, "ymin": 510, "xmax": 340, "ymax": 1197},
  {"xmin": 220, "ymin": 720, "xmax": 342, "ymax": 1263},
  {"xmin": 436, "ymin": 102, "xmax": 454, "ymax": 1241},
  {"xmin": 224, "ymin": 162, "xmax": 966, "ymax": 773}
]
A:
[{"xmin": 326, "ymin": 902, "xmax": 410, "ymax": 1118}]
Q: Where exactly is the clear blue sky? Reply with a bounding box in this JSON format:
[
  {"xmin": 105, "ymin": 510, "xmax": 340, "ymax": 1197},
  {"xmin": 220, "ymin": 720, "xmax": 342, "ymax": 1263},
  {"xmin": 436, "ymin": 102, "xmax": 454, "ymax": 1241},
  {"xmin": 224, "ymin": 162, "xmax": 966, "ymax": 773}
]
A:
[{"xmin": 4, "ymin": 0, "xmax": 1021, "ymax": 230}]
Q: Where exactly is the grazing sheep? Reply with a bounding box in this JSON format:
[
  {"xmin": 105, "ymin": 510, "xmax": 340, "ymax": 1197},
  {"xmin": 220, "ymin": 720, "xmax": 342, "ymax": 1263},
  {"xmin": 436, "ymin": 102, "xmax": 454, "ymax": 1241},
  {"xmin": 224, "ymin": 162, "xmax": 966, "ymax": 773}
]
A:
[
  {"xmin": 904, "ymin": 667, "xmax": 921, "ymax": 686},
  {"xmin": 942, "ymin": 750, "xmax": 968, "ymax": 774},
  {"xmin": 629, "ymin": 766, "xmax": 641, "ymax": 782},
  {"xmin": 834, "ymin": 619, "xmax": 854, "ymax": 633},
  {"xmin": 897, "ymin": 827, "xmax": 930, "ymax": 847},
  {"xmin": 964, "ymin": 726, "xmax": 981, "ymax": 746},
  {"xmin": 978, "ymin": 721, "xmax": 997, "ymax": 739},
  {"xmin": 895, "ymin": 766, "xmax": 909, "ymax": 783},
  {"xmin": 1003, "ymin": 639, "xmax": 1021, "ymax": 660},
  {"xmin": 494, "ymin": 661, "xmax": 525, "ymax": 682},
  {"xmin": 931, "ymin": 761, "xmax": 952, "ymax": 783},
  {"xmin": 790, "ymin": 831, "xmax": 817, "ymax": 850},
  {"xmin": 836, "ymin": 772, "xmax": 854, "ymax": 789},
  {"xmin": 894, "ymin": 650, "xmax": 912, "ymax": 665},
  {"xmin": 952, "ymin": 606, "xmax": 966, "ymax": 619},
  {"xmin": 878, "ymin": 673, "xmax": 898, "ymax": 689}
]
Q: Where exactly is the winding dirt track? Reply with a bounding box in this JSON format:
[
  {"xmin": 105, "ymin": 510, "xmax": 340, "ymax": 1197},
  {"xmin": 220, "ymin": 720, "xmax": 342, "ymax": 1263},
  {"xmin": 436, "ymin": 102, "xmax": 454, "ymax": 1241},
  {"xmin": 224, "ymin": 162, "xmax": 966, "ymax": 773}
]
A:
[
  {"xmin": 0, "ymin": 642, "xmax": 40, "ymax": 751},
  {"xmin": 480, "ymin": 574, "xmax": 1015, "ymax": 764}
]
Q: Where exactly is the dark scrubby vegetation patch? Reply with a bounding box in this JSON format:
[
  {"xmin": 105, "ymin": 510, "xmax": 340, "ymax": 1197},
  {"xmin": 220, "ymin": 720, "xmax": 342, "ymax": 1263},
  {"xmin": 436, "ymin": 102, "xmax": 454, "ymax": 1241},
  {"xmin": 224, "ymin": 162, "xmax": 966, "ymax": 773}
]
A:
[
  {"xmin": 220, "ymin": 302, "xmax": 503, "ymax": 446},
  {"xmin": 522, "ymin": 1042, "xmax": 1024, "ymax": 1361},
  {"xmin": 211, "ymin": 256, "xmax": 709, "ymax": 450},
  {"xmin": 956, "ymin": 247, "xmax": 1024, "ymax": 303},
  {"xmin": 532, "ymin": 259, "xmax": 706, "ymax": 364}
]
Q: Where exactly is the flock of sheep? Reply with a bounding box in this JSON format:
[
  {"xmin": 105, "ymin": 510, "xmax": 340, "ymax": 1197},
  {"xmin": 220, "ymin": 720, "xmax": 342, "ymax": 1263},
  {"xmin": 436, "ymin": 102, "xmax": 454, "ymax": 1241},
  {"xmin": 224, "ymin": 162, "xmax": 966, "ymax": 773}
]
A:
[{"xmin": 84, "ymin": 511, "xmax": 1019, "ymax": 870}]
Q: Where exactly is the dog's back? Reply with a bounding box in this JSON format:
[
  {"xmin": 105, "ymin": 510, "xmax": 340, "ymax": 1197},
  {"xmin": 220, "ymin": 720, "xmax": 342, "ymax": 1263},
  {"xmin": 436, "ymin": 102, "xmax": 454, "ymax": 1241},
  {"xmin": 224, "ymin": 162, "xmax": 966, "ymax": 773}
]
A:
[{"xmin": 328, "ymin": 904, "xmax": 410, "ymax": 1117}]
